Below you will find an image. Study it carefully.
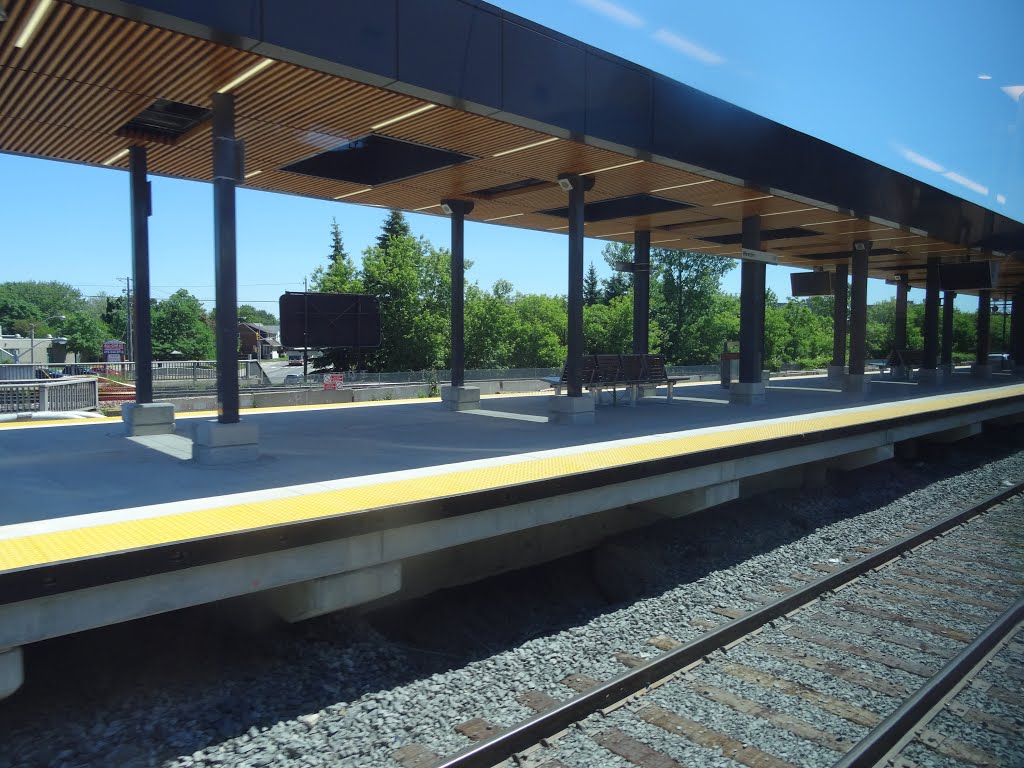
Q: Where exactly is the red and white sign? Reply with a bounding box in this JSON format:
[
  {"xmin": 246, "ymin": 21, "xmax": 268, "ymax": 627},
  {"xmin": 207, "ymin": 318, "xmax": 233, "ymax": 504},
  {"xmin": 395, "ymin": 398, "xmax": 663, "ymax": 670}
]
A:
[{"xmin": 322, "ymin": 373, "xmax": 345, "ymax": 391}]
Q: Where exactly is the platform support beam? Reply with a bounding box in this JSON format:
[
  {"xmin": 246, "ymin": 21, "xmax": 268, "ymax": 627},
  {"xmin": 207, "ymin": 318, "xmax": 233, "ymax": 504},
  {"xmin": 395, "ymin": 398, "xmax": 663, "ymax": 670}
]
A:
[
  {"xmin": 972, "ymin": 289, "xmax": 992, "ymax": 379},
  {"xmin": 630, "ymin": 228, "xmax": 647, "ymax": 354},
  {"xmin": 0, "ymin": 647, "xmax": 22, "ymax": 701},
  {"xmin": 732, "ymin": 216, "xmax": 766, "ymax": 405},
  {"xmin": 212, "ymin": 92, "xmax": 240, "ymax": 424},
  {"xmin": 129, "ymin": 146, "xmax": 153, "ymax": 405},
  {"xmin": 1012, "ymin": 287, "xmax": 1024, "ymax": 372},
  {"xmin": 829, "ymin": 262, "xmax": 848, "ymax": 383},
  {"xmin": 441, "ymin": 199, "xmax": 479, "ymax": 411},
  {"xmin": 563, "ymin": 174, "xmax": 592, "ymax": 399},
  {"xmin": 894, "ymin": 273, "xmax": 908, "ymax": 352},
  {"xmin": 917, "ymin": 256, "xmax": 943, "ymax": 386},
  {"xmin": 633, "ymin": 230, "xmax": 651, "ymax": 355},
  {"xmin": 940, "ymin": 289, "xmax": 956, "ymax": 376},
  {"xmin": 844, "ymin": 241, "xmax": 870, "ymax": 396}
]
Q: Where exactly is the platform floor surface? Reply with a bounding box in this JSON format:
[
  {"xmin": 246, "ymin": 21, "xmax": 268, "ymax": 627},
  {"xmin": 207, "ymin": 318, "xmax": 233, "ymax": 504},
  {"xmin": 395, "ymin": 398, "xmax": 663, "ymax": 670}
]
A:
[{"xmin": 1, "ymin": 370, "xmax": 1020, "ymax": 531}]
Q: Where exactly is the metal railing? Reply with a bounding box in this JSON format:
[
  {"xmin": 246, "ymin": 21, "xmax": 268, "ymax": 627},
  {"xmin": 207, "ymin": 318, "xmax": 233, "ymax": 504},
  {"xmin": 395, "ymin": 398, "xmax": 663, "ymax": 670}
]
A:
[
  {"xmin": 0, "ymin": 360, "xmax": 262, "ymax": 382},
  {"xmin": 0, "ymin": 377, "xmax": 99, "ymax": 413}
]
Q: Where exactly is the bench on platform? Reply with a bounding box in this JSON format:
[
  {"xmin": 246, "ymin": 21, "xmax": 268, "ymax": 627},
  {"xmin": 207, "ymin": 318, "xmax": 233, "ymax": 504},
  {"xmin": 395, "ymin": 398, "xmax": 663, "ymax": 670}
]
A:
[
  {"xmin": 542, "ymin": 354, "xmax": 683, "ymax": 404},
  {"xmin": 885, "ymin": 349, "xmax": 923, "ymax": 378}
]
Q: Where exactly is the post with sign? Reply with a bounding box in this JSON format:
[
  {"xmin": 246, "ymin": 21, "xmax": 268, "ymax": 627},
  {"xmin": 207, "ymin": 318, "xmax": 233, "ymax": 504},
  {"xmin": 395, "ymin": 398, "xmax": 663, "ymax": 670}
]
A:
[{"xmin": 102, "ymin": 340, "xmax": 127, "ymax": 363}]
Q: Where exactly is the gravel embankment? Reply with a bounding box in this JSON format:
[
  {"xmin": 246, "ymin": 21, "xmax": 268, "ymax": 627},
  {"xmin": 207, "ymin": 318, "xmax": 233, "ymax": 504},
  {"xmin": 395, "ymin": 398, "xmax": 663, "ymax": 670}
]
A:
[{"xmin": 1, "ymin": 435, "xmax": 1022, "ymax": 768}]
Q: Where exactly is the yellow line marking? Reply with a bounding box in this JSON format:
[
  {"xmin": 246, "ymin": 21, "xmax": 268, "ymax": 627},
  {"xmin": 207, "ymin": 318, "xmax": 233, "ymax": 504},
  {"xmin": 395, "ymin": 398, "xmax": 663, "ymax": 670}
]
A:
[{"xmin": 1, "ymin": 384, "xmax": 1021, "ymax": 572}]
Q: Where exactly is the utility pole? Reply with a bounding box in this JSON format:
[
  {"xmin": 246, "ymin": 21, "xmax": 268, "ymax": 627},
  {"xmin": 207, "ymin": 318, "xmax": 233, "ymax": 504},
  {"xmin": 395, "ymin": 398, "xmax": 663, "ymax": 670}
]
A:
[{"xmin": 118, "ymin": 275, "xmax": 133, "ymax": 363}]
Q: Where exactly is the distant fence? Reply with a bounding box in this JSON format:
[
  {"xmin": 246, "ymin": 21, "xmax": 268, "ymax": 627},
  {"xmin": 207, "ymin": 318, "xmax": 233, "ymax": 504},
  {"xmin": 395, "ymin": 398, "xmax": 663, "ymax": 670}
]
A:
[
  {"xmin": 305, "ymin": 364, "xmax": 720, "ymax": 387},
  {"xmin": 0, "ymin": 378, "xmax": 99, "ymax": 413},
  {"xmin": 0, "ymin": 360, "xmax": 262, "ymax": 382}
]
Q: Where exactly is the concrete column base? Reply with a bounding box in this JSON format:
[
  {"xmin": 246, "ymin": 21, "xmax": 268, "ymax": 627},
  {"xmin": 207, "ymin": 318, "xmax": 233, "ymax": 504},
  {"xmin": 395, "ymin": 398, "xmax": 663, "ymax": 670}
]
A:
[
  {"xmin": 938, "ymin": 363, "xmax": 955, "ymax": 379},
  {"xmin": 192, "ymin": 420, "xmax": 260, "ymax": 464},
  {"xmin": 841, "ymin": 373, "xmax": 871, "ymax": 398},
  {"xmin": 268, "ymin": 562, "xmax": 401, "ymax": 623},
  {"xmin": 548, "ymin": 394, "xmax": 596, "ymax": 424},
  {"xmin": 729, "ymin": 381, "xmax": 766, "ymax": 405},
  {"xmin": 761, "ymin": 370, "xmax": 771, "ymax": 384},
  {"xmin": 122, "ymin": 402, "xmax": 175, "ymax": 436},
  {"xmin": 0, "ymin": 647, "xmax": 23, "ymax": 700},
  {"xmin": 916, "ymin": 368, "xmax": 944, "ymax": 387},
  {"xmin": 971, "ymin": 363, "xmax": 993, "ymax": 380},
  {"xmin": 827, "ymin": 365, "xmax": 847, "ymax": 384},
  {"xmin": 889, "ymin": 365, "xmax": 908, "ymax": 381},
  {"xmin": 1015, "ymin": 365, "xmax": 1024, "ymax": 377},
  {"xmin": 441, "ymin": 385, "xmax": 481, "ymax": 411}
]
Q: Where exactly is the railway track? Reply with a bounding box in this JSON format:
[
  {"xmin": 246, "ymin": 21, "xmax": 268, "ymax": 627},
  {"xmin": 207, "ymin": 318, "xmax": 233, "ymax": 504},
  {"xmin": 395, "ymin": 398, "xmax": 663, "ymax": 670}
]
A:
[{"xmin": 399, "ymin": 482, "xmax": 1024, "ymax": 768}]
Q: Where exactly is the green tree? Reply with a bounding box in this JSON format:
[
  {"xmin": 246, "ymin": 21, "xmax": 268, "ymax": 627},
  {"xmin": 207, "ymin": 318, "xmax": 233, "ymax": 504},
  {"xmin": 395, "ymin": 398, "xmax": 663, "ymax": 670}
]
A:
[
  {"xmin": 652, "ymin": 249, "xmax": 735, "ymax": 364},
  {"xmin": 312, "ymin": 218, "xmax": 361, "ymax": 293},
  {"xmin": 583, "ymin": 290, "xmax": 661, "ymax": 355},
  {"xmin": 151, "ymin": 290, "xmax": 215, "ymax": 359},
  {"xmin": 508, "ymin": 293, "xmax": 566, "ymax": 368},
  {"xmin": 465, "ymin": 280, "xmax": 518, "ymax": 368},
  {"xmin": 60, "ymin": 312, "xmax": 106, "ymax": 360},
  {"xmin": 0, "ymin": 281, "xmax": 86, "ymax": 335},
  {"xmin": 236, "ymin": 304, "xmax": 278, "ymax": 325},
  {"xmin": 376, "ymin": 210, "xmax": 412, "ymax": 251},
  {"xmin": 600, "ymin": 243, "xmax": 632, "ymax": 304},
  {"xmin": 583, "ymin": 262, "xmax": 600, "ymax": 306},
  {"xmin": 777, "ymin": 298, "xmax": 833, "ymax": 367}
]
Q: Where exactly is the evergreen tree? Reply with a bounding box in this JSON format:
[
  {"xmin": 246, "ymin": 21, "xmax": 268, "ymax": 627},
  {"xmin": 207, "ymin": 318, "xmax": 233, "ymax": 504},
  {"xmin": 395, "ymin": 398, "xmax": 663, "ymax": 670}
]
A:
[
  {"xmin": 600, "ymin": 242, "xmax": 632, "ymax": 303},
  {"xmin": 583, "ymin": 263, "xmax": 600, "ymax": 306},
  {"xmin": 376, "ymin": 210, "xmax": 412, "ymax": 250},
  {"xmin": 311, "ymin": 218, "xmax": 361, "ymax": 293}
]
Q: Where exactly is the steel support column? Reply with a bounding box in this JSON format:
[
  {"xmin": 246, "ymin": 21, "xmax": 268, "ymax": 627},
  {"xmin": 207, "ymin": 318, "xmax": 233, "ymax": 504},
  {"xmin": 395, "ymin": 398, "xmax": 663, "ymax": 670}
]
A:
[
  {"xmin": 832, "ymin": 263, "xmax": 848, "ymax": 368},
  {"xmin": 738, "ymin": 216, "xmax": 764, "ymax": 383},
  {"xmin": 976, "ymin": 290, "xmax": 992, "ymax": 365},
  {"xmin": 212, "ymin": 92, "xmax": 240, "ymax": 424},
  {"xmin": 632, "ymin": 230, "xmax": 651, "ymax": 355},
  {"xmin": 444, "ymin": 199, "xmax": 473, "ymax": 388},
  {"xmin": 922, "ymin": 257, "xmax": 940, "ymax": 370},
  {"xmin": 128, "ymin": 146, "xmax": 153, "ymax": 405},
  {"xmin": 848, "ymin": 241, "xmax": 870, "ymax": 377},
  {"xmin": 562, "ymin": 174, "xmax": 593, "ymax": 397},
  {"xmin": 894, "ymin": 274, "xmax": 908, "ymax": 352},
  {"xmin": 1012, "ymin": 287, "xmax": 1024, "ymax": 368},
  {"xmin": 941, "ymin": 290, "xmax": 956, "ymax": 368}
]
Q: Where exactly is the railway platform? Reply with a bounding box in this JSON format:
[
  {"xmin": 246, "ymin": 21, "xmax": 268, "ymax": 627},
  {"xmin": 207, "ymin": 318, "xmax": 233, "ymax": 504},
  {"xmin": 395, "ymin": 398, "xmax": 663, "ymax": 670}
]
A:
[{"xmin": 1, "ymin": 370, "xmax": 1022, "ymax": 700}]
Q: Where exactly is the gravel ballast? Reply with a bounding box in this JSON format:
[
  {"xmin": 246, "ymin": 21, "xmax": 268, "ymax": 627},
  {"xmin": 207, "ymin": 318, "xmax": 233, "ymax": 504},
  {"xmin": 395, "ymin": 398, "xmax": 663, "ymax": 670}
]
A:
[{"xmin": 1, "ymin": 434, "xmax": 1022, "ymax": 768}]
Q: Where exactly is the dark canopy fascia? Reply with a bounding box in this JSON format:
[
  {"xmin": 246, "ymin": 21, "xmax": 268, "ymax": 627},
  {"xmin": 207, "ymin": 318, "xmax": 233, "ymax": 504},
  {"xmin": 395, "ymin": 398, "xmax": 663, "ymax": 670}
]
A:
[{"xmin": 74, "ymin": 0, "xmax": 1024, "ymax": 253}]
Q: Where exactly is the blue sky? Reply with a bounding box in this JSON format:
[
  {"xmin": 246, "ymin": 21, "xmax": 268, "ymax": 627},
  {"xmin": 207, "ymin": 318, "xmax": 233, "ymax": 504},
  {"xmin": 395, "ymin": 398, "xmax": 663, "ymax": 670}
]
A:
[{"xmin": 2, "ymin": 0, "xmax": 1022, "ymax": 314}]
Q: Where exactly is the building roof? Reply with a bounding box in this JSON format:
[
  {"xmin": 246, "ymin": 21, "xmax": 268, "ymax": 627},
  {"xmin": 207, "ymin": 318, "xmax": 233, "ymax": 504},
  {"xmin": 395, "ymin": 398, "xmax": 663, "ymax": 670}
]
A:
[{"xmin": 1, "ymin": 0, "xmax": 1021, "ymax": 294}]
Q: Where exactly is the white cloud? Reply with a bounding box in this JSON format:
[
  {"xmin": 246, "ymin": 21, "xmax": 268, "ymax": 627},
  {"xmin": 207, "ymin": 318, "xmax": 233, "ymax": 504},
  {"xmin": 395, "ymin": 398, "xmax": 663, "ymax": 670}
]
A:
[
  {"xmin": 997, "ymin": 194, "xmax": 1007, "ymax": 204},
  {"xmin": 652, "ymin": 28, "xmax": 724, "ymax": 66},
  {"xmin": 944, "ymin": 171, "xmax": 989, "ymax": 196},
  {"xmin": 897, "ymin": 145, "xmax": 945, "ymax": 173},
  {"xmin": 575, "ymin": 0, "xmax": 644, "ymax": 29}
]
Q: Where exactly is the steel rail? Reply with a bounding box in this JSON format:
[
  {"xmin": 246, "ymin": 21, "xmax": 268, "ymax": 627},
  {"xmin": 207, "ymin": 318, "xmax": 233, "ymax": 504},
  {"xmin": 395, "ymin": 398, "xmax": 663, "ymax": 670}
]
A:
[
  {"xmin": 430, "ymin": 480, "xmax": 1024, "ymax": 768},
  {"xmin": 833, "ymin": 596, "xmax": 1024, "ymax": 768}
]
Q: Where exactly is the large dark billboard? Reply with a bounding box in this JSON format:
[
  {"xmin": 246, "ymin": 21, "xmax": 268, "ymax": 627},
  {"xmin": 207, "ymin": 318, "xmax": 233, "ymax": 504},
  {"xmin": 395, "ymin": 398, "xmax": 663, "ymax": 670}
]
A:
[{"xmin": 279, "ymin": 292, "xmax": 382, "ymax": 348}]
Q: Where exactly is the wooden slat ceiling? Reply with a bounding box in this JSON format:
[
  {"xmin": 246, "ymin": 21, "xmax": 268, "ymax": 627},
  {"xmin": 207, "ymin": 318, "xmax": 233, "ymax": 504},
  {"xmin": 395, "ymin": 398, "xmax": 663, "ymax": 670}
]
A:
[{"xmin": 1, "ymin": 0, "xmax": 1018, "ymax": 295}]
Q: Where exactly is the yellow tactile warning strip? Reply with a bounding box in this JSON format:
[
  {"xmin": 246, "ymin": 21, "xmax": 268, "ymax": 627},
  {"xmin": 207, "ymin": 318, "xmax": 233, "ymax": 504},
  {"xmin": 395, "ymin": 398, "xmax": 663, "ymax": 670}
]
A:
[{"xmin": 1, "ymin": 384, "xmax": 1022, "ymax": 573}]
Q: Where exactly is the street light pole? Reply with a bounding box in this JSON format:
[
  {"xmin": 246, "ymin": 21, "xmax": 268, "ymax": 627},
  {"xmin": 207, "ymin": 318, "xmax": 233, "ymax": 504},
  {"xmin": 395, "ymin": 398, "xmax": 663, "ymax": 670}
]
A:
[{"xmin": 27, "ymin": 314, "xmax": 66, "ymax": 367}]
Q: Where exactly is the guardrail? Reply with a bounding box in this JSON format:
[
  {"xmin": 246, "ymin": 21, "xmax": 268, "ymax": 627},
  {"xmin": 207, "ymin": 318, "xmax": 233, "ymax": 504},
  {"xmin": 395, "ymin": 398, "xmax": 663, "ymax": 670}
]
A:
[
  {"xmin": 0, "ymin": 378, "xmax": 99, "ymax": 413},
  {"xmin": 294, "ymin": 365, "xmax": 721, "ymax": 387}
]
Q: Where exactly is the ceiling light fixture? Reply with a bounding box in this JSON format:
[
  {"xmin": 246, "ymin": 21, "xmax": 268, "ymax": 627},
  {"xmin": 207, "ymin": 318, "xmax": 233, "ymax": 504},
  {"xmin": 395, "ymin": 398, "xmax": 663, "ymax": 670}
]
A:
[
  {"xmin": 712, "ymin": 194, "xmax": 773, "ymax": 206},
  {"xmin": 801, "ymin": 217, "xmax": 857, "ymax": 226},
  {"xmin": 650, "ymin": 179, "xmax": 714, "ymax": 193},
  {"xmin": 492, "ymin": 137, "xmax": 559, "ymax": 158},
  {"xmin": 100, "ymin": 148, "xmax": 129, "ymax": 166},
  {"xmin": 600, "ymin": 231, "xmax": 632, "ymax": 237},
  {"xmin": 370, "ymin": 103, "xmax": 437, "ymax": 131},
  {"xmin": 244, "ymin": 169, "xmax": 262, "ymax": 179},
  {"xmin": 583, "ymin": 160, "xmax": 643, "ymax": 175},
  {"xmin": 652, "ymin": 238, "xmax": 681, "ymax": 244},
  {"xmin": 14, "ymin": 0, "xmax": 54, "ymax": 49},
  {"xmin": 414, "ymin": 203, "xmax": 442, "ymax": 212},
  {"xmin": 483, "ymin": 213, "xmax": 524, "ymax": 222},
  {"xmin": 333, "ymin": 188, "xmax": 372, "ymax": 200},
  {"xmin": 760, "ymin": 207, "xmax": 817, "ymax": 217},
  {"xmin": 216, "ymin": 58, "xmax": 274, "ymax": 94},
  {"xmin": 546, "ymin": 225, "xmax": 569, "ymax": 231}
]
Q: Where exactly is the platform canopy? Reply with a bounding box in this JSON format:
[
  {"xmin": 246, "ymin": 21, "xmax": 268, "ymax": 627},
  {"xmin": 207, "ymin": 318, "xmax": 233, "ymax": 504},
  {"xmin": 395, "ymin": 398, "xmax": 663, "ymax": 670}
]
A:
[{"xmin": 1, "ymin": 0, "xmax": 1022, "ymax": 294}]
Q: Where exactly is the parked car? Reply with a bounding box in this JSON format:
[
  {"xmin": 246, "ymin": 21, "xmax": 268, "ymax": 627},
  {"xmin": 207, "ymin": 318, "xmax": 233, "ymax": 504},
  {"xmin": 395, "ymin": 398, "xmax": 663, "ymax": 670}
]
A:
[
  {"xmin": 35, "ymin": 368, "xmax": 65, "ymax": 379},
  {"xmin": 63, "ymin": 365, "xmax": 99, "ymax": 376}
]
